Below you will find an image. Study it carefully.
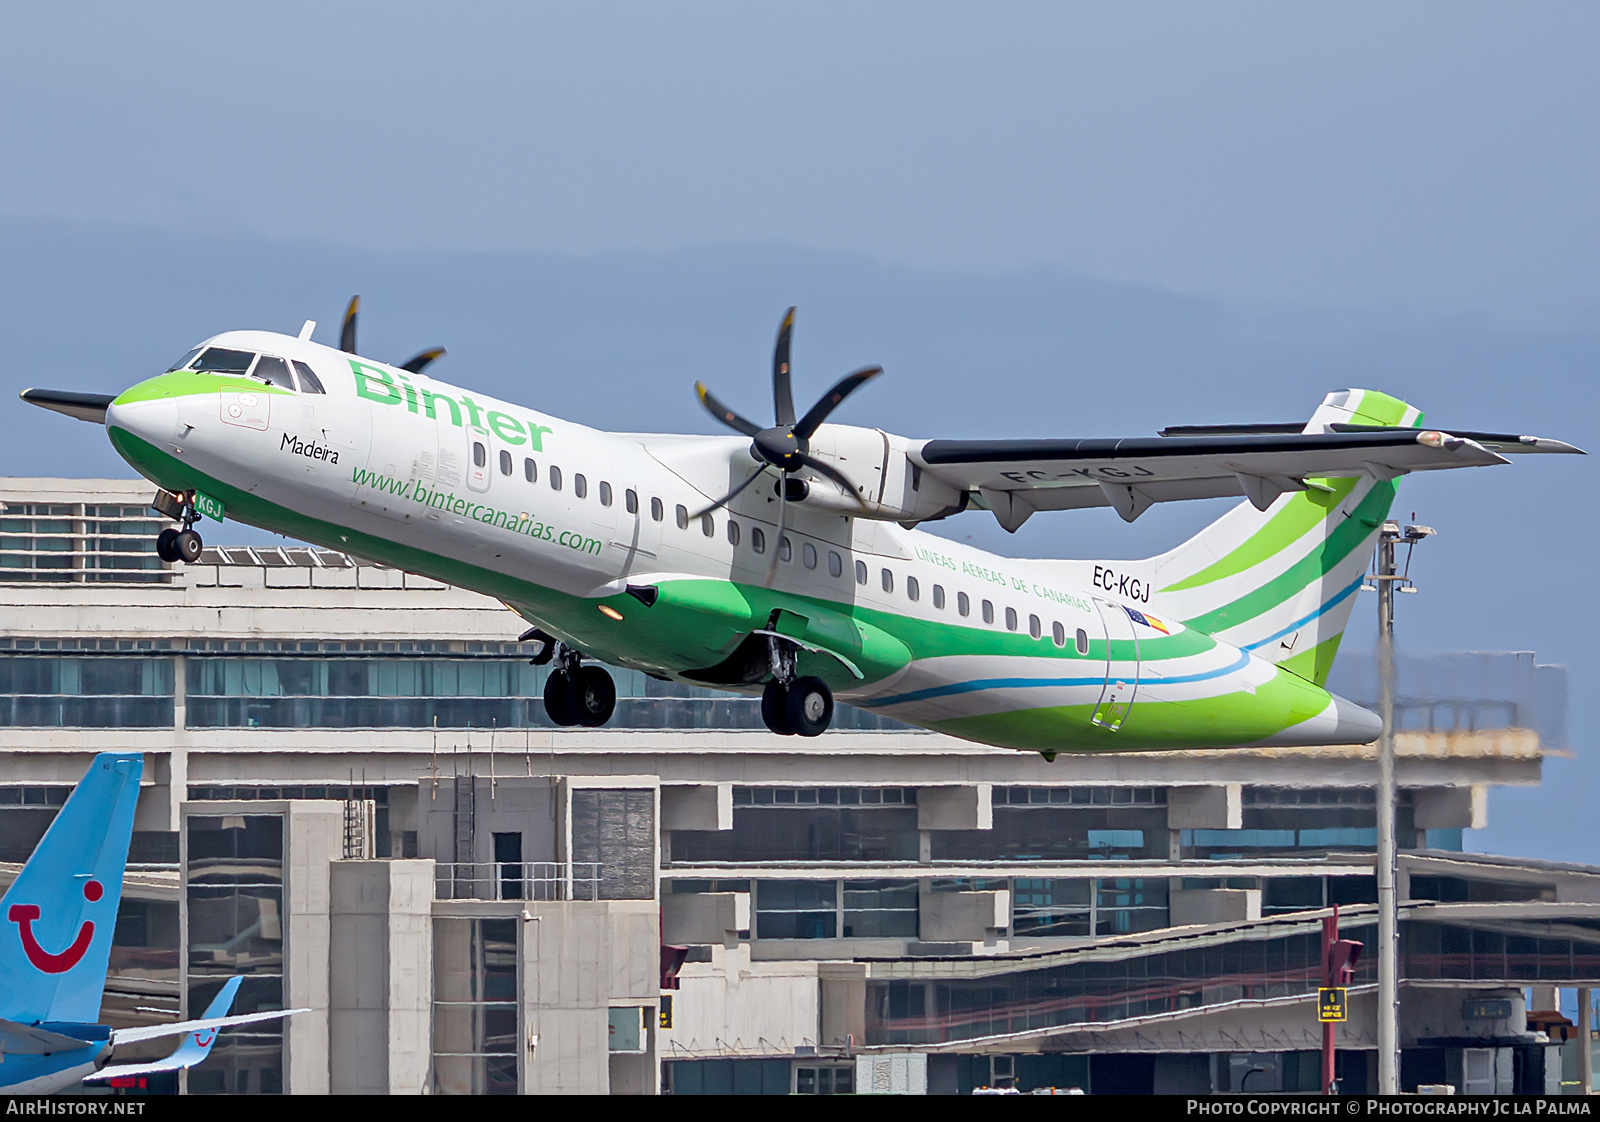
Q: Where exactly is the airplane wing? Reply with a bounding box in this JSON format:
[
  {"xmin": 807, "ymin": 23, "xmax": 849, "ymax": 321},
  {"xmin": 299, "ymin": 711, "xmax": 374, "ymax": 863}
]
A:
[
  {"xmin": 85, "ymin": 977, "xmax": 309, "ymax": 1082},
  {"xmin": 0, "ymin": 1018, "xmax": 97, "ymax": 1055},
  {"xmin": 911, "ymin": 427, "xmax": 1582, "ymax": 531}
]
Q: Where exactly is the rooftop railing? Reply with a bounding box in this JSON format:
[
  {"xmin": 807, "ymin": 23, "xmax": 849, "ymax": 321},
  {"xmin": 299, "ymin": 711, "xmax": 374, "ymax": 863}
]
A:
[{"xmin": 433, "ymin": 860, "xmax": 603, "ymax": 902}]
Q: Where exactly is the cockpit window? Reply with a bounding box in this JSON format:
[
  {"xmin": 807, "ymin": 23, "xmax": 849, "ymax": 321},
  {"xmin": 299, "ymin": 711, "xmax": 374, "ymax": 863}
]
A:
[
  {"xmin": 292, "ymin": 360, "xmax": 326, "ymax": 394},
  {"xmin": 193, "ymin": 347, "xmax": 256, "ymax": 375},
  {"xmin": 167, "ymin": 347, "xmax": 203, "ymax": 372},
  {"xmin": 250, "ymin": 355, "xmax": 297, "ymax": 391}
]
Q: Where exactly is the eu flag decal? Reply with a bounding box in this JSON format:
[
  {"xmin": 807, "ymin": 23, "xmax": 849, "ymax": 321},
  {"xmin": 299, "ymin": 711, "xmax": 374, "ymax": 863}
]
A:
[{"xmin": 1124, "ymin": 607, "xmax": 1171, "ymax": 634}]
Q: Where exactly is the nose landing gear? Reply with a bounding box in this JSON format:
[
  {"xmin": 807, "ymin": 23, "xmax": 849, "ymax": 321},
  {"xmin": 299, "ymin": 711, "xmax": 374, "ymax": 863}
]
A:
[
  {"xmin": 758, "ymin": 634, "xmax": 833, "ymax": 737},
  {"xmin": 151, "ymin": 491, "xmax": 204, "ymax": 564},
  {"xmin": 524, "ymin": 627, "xmax": 616, "ymax": 728}
]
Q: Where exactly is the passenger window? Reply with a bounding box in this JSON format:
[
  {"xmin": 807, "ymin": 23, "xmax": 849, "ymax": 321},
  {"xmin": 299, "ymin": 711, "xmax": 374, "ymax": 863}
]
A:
[
  {"xmin": 906, "ymin": 576, "xmax": 920, "ymax": 602},
  {"xmin": 982, "ymin": 600, "xmax": 994, "ymax": 624},
  {"xmin": 752, "ymin": 527, "xmax": 766, "ymax": 554},
  {"xmin": 550, "ymin": 466, "xmax": 563, "ymax": 491},
  {"xmin": 676, "ymin": 504, "xmax": 688, "ymax": 530},
  {"xmin": 780, "ymin": 536, "xmax": 792, "ymax": 562},
  {"xmin": 828, "ymin": 551, "xmax": 842, "ymax": 578},
  {"xmin": 958, "ymin": 592, "xmax": 970, "ymax": 617},
  {"xmin": 472, "ymin": 441, "xmax": 487, "ymax": 469},
  {"xmin": 499, "ymin": 450, "xmax": 513, "ymax": 476},
  {"xmin": 1029, "ymin": 614, "xmax": 1042, "ymax": 639},
  {"xmin": 1005, "ymin": 607, "xmax": 1018, "ymax": 631},
  {"xmin": 251, "ymin": 355, "xmax": 296, "ymax": 390},
  {"xmin": 650, "ymin": 497, "xmax": 663, "ymax": 522},
  {"xmin": 574, "ymin": 474, "xmax": 588, "ymax": 499},
  {"xmin": 1076, "ymin": 628, "xmax": 1090, "ymax": 655},
  {"xmin": 855, "ymin": 559, "xmax": 867, "ymax": 585},
  {"xmin": 1052, "ymin": 621, "xmax": 1066, "ymax": 648},
  {"xmin": 599, "ymin": 482, "xmax": 613, "ymax": 506},
  {"xmin": 932, "ymin": 584, "xmax": 945, "ymax": 609},
  {"xmin": 881, "ymin": 568, "xmax": 893, "ymax": 593},
  {"xmin": 167, "ymin": 347, "xmax": 203, "ymax": 372},
  {"xmin": 625, "ymin": 489, "xmax": 638, "ymax": 514},
  {"xmin": 524, "ymin": 459, "xmax": 537, "ymax": 483},
  {"xmin": 728, "ymin": 520, "xmax": 741, "ymax": 546},
  {"xmin": 701, "ymin": 513, "xmax": 714, "ymax": 537},
  {"xmin": 803, "ymin": 542, "xmax": 817, "ymax": 569},
  {"xmin": 193, "ymin": 347, "xmax": 255, "ymax": 374},
  {"xmin": 291, "ymin": 360, "xmax": 326, "ymax": 394}
]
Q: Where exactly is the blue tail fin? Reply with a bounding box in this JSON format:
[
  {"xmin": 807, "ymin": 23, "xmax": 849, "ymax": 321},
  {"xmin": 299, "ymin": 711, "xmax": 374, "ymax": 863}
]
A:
[{"xmin": 0, "ymin": 753, "xmax": 143, "ymax": 1025}]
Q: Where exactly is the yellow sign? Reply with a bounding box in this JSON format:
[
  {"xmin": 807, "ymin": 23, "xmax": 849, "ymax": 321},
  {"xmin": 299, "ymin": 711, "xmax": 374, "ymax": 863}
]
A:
[{"xmin": 1318, "ymin": 987, "xmax": 1348, "ymax": 1023}]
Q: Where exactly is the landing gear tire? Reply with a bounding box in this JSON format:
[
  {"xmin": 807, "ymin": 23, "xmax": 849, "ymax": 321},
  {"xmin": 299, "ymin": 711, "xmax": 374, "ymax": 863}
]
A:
[
  {"xmin": 173, "ymin": 529, "xmax": 203, "ymax": 564},
  {"xmin": 156, "ymin": 528, "xmax": 181, "ymax": 563},
  {"xmin": 785, "ymin": 676, "xmax": 833, "ymax": 738},
  {"xmin": 572, "ymin": 666, "xmax": 616, "ymax": 728},
  {"xmin": 761, "ymin": 680, "xmax": 794, "ymax": 735},
  {"xmin": 544, "ymin": 672, "xmax": 578, "ymax": 726}
]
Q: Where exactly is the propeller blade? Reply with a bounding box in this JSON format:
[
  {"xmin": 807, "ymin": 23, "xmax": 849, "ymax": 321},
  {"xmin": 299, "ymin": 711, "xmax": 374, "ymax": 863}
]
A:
[
  {"xmin": 693, "ymin": 464, "xmax": 767, "ymax": 519},
  {"xmin": 695, "ymin": 382, "xmax": 763, "ymax": 438},
  {"xmin": 340, "ymin": 296, "xmax": 360, "ymax": 354},
  {"xmin": 400, "ymin": 348, "xmax": 446, "ymax": 375},
  {"xmin": 765, "ymin": 477, "xmax": 787, "ymax": 587},
  {"xmin": 794, "ymin": 365, "xmax": 882, "ymax": 440},
  {"xmin": 795, "ymin": 450, "xmax": 869, "ymax": 512},
  {"xmin": 772, "ymin": 307, "xmax": 797, "ymax": 428}
]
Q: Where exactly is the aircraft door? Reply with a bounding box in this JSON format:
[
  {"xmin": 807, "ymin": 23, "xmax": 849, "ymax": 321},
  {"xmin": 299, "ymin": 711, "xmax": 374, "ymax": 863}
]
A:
[
  {"xmin": 1090, "ymin": 598, "xmax": 1141, "ymax": 731},
  {"xmin": 466, "ymin": 426, "xmax": 492, "ymax": 493}
]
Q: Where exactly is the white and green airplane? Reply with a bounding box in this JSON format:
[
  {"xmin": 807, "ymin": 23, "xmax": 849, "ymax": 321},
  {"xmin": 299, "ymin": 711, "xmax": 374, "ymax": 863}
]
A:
[{"xmin": 22, "ymin": 302, "xmax": 1581, "ymax": 758}]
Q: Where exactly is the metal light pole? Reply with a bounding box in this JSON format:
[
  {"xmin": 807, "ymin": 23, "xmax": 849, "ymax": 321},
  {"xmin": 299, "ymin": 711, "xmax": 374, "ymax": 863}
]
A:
[{"xmin": 1369, "ymin": 519, "xmax": 1434, "ymax": 1094}]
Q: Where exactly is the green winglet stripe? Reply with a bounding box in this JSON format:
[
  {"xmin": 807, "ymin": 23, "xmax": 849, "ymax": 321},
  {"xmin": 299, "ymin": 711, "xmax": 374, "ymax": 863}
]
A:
[
  {"xmin": 1160, "ymin": 477, "xmax": 1358, "ymax": 593},
  {"xmin": 1276, "ymin": 631, "xmax": 1347, "ymax": 688},
  {"xmin": 1349, "ymin": 390, "xmax": 1420, "ymax": 429},
  {"xmin": 1179, "ymin": 478, "xmax": 1398, "ymax": 636}
]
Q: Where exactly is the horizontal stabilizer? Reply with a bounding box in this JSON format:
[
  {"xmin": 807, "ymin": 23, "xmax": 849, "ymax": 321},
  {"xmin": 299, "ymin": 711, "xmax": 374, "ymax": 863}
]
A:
[
  {"xmin": 0, "ymin": 1017, "xmax": 98, "ymax": 1055},
  {"xmin": 110, "ymin": 1007, "xmax": 309, "ymax": 1047},
  {"xmin": 18, "ymin": 389, "xmax": 115, "ymax": 425}
]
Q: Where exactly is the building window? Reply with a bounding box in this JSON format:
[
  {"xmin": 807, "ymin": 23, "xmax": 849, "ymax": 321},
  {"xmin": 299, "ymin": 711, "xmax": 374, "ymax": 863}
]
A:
[
  {"xmin": 755, "ymin": 880, "xmax": 837, "ymax": 939},
  {"xmin": 795, "ymin": 1065, "xmax": 855, "ymax": 1095},
  {"xmin": 431, "ymin": 917, "xmax": 519, "ymax": 1095},
  {"xmin": 843, "ymin": 880, "xmax": 919, "ymax": 938},
  {"xmin": 0, "ymin": 656, "xmax": 175, "ymax": 727},
  {"xmin": 0, "ymin": 503, "xmax": 170, "ymax": 585}
]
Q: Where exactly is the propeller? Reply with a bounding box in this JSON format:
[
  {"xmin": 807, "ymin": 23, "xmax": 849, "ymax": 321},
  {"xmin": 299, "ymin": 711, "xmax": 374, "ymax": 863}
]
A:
[
  {"xmin": 694, "ymin": 307, "xmax": 881, "ymax": 582},
  {"xmin": 337, "ymin": 295, "xmax": 447, "ymax": 375}
]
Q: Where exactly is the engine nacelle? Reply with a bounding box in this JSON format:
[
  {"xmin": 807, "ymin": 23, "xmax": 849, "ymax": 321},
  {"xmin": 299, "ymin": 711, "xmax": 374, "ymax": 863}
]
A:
[{"xmin": 803, "ymin": 424, "xmax": 966, "ymax": 524}]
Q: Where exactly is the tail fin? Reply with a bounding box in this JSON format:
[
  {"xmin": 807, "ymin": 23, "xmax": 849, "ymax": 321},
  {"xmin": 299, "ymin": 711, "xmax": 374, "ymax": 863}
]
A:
[
  {"xmin": 1143, "ymin": 389, "xmax": 1419, "ymax": 686},
  {"xmin": 0, "ymin": 753, "xmax": 143, "ymax": 1025}
]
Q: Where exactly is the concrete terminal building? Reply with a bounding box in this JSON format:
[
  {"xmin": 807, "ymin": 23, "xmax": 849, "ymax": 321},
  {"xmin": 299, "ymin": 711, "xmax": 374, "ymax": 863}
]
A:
[{"xmin": 2, "ymin": 478, "xmax": 1597, "ymax": 1095}]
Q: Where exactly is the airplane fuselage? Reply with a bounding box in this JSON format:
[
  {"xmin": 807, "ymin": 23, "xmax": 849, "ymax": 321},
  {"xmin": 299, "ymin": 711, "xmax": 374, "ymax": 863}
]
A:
[{"xmin": 100, "ymin": 329, "xmax": 1379, "ymax": 753}]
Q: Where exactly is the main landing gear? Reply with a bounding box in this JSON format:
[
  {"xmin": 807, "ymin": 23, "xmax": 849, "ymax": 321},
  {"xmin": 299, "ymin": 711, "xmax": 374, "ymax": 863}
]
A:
[
  {"xmin": 525, "ymin": 628, "xmax": 616, "ymax": 728},
  {"xmin": 759, "ymin": 634, "xmax": 833, "ymax": 738},
  {"xmin": 152, "ymin": 490, "xmax": 203, "ymax": 564}
]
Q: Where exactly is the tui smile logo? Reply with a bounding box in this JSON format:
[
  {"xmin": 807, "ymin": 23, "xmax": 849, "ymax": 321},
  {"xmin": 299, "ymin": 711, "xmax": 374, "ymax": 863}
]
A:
[{"xmin": 8, "ymin": 879, "xmax": 102, "ymax": 974}]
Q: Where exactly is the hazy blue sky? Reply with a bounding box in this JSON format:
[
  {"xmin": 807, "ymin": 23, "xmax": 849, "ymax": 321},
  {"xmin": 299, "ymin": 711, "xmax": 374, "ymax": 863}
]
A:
[
  {"xmin": 1, "ymin": 3, "xmax": 1597, "ymax": 322},
  {"xmin": 0, "ymin": 6, "xmax": 1594, "ymax": 857}
]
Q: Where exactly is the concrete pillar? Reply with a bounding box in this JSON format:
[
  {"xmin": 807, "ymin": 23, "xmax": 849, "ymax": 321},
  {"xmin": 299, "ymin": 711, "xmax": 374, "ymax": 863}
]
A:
[
  {"xmin": 819, "ymin": 962, "xmax": 867, "ymax": 1048},
  {"xmin": 1581, "ymin": 987, "xmax": 1594, "ymax": 1095},
  {"xmin": 284, "ymin": 801, "xmax": 342, "ymax": 1095},
  {"xmin": 1167, "ymin": 784, "xmax": 1242, "ymax": 830},
  {"xmin": 916, "ymin": 785, "xmax": 992, "ymax": 830},
  {"xmin": 660, "ymin": 784, "xmax": 732, "ymax": 831}
]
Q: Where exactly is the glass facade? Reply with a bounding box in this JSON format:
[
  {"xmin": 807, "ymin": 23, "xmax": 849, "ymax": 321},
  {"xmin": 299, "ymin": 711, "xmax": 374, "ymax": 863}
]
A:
[
  {"xmin": 433, "ymin": 917, "xmax": 519, "ymax": 1095},
  {"xmin": 866, "ymin": 921, "xmax": 1379, "ymax": 1045},
  {"xmin": 186, "ymin": 814, "xmax": 285, "ymax": 1095},
  {"xmin": 932, "ymin": 787, "xmax": 1166, "ymax": 861},
  {"xmin": 0, "ymin": 503, "xmax": 168, "ymax": 583},
  {"xmin": 0, "ymin": 656, "xmax": 173, "ymax": 727}
]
